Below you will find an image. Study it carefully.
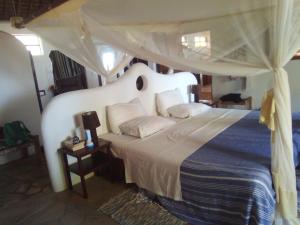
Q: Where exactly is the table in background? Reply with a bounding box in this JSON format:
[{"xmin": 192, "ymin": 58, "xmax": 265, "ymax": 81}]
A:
[{"xmin": 216, "ymin": 96, "xmax": 252, "ymax": 110}]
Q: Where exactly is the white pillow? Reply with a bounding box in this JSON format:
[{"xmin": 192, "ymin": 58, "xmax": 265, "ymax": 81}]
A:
[
  {"xmin": 167, "ymin": 103, "xmax": 211, "ymax": 118},
  {"xmin": 119, "ymin": 116, "xmax": 176, "ymax": 138},
  {"xmin": 156, "ymin": 88, "xmax": 184, "ymax": 117},
  {"xmin": 107, "ymin": 98, "xmax": 146, "ymax": 134}
]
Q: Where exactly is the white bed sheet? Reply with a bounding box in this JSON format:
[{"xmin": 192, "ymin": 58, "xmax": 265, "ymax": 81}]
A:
[{"xmin": 100, "ymin": 108, "xmax": 250, "ymax": 200}]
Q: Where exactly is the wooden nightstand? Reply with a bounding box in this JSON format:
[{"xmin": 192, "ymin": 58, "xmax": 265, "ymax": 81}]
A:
[{"xmin": 59, "ymin": 138, "xmax": 112, "ymax": 198}]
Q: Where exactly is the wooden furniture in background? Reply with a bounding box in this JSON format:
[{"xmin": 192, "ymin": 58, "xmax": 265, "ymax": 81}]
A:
[
  {"xmin": 199, "ymin": 84, "xmax": 213, "ymax": 101},
  {"xmin": 156, "ymin": 63, "xmax": 170, "ymax": 74},
  {"xmin": 191, "ymin": 83, "xmax": 214, "ymax": 103},
  {"xmin": 59, "ymin": 138, "xmax": 112, "ymax": 198},
  {"xmin": 191, "ymin": 74, "xmax": 214, "ymax": 105},
  {"xmin": 53, "ymin": 74, "xmax": 87, "ymax": 95},
  {"xmin": 199, "ymin": 99, "xmax": 218, "ymax": 107},
  {"xmin": 217, "ymin": 96, "xmax": 252, "ymax": 110},
  {"xmin": 49, "ymin": 50, "xmax": 87, "ymax": 95},
  {"xmin": 191, "ymin": 84, "xmax": 201, "ymax": 102},
  {"xmin": 202, "ymin": 75, "xmax": 212, "ymax": 86}
]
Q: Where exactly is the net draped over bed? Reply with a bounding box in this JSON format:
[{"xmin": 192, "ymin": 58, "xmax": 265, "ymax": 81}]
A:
[
  {"xmin": 27, "ymin": 0, "xmax": 300, "ymax": 224},
  {"xmin": 26, "ymin": 0, "xmax": 133, "ymax": 81}
]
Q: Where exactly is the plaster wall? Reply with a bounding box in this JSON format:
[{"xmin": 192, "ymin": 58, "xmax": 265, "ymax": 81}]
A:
[
  {"xmin": 0, "ymin": 32, "xmax": 41, "ymax": 138},
  {"xmin": 212, "ymin": 60, "xmax": 300, "ymax": 112}
]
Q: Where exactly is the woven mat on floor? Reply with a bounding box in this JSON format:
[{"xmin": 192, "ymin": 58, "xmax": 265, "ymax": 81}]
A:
[{"xmin": 98, "ymin": 189, "xmax": 187, "ymax": 225}]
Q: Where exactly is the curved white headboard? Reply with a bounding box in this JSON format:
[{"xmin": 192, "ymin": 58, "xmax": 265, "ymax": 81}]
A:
[{"xmin": 42, "ymin": 63, "xmax": 197, "ymax": 192}]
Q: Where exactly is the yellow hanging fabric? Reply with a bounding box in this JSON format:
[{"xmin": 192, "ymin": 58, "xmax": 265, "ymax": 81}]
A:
[
  {"xmin": 259, "ymin": 89, "xmax": 276, "ymax": 132},
  {"xmin": 262, "ymin": 69, "xmax": 298, "ymax": 222}
]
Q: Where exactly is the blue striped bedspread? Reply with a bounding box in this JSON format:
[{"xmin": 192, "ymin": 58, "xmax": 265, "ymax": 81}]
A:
[{"xmin": 159, "ymin": 111, "xmax": 300, "ymax": 225}]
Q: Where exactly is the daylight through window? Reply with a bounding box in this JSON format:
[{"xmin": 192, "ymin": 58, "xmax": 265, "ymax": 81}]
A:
[{"xmin": 13, "ymin": 34, "xmax": 44, "ymax": 56}]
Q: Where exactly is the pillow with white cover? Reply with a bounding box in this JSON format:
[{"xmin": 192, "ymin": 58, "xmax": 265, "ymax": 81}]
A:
[
  {"xmin": 167, "ymin": 103, "xmax": 211, "ymax": 119},
  {"xmin": 119, "ymin": 116, "xmax": 176, "ymax": 138},
  {"xmin": 156, "ymin": 88, "xmax": 184, "ymax": 117},
  {"xmin": 107, "ymin": 98, "xmax": 146, "ymax": 134}
]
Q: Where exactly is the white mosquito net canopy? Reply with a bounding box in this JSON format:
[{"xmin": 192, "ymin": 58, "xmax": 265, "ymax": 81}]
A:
[
  {"xmin": 27, "ymin": 0, "xmax": 133, "ymax": 81},
  {"xmin": 27, "ymin": 0, "xmax": 300, "ymax": 223}
]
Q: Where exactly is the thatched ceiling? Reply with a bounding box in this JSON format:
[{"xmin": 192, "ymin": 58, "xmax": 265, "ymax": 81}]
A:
[{"xmin": 0, "ymin": 0, "xmax": 67, "ymax": 22}]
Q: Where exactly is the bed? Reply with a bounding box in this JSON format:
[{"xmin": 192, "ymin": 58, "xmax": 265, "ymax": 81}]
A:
[
  {"xmin": 41, "ymin": 63, "xmax": 299, "ymax": 224},
  {"xmin": 101, "ymin": 108, "xmax": 300, "ymax": 225}
]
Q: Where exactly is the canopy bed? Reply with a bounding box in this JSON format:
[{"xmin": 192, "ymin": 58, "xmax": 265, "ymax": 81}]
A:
[
  {"xmin": 40, "ymin": 63, "xmax": 300, "ymax": 225},
  {"xmin": 29, "ymin": 0, "xmax": 300, "ymax": 224}
]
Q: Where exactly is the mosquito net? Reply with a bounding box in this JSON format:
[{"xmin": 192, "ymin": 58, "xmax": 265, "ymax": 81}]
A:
[
  {"xmin": 27, "ymin": 0, "xmax": 133, "ymax": 80},
  {"xmin": 27, "ymin": 0, "xmax": 300, "ymax": 223}
]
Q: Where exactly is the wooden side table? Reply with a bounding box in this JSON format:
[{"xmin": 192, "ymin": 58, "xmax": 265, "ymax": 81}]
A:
[{"xmin": 58, "ymin": 138, "xmax": 112, "ymax": 198}]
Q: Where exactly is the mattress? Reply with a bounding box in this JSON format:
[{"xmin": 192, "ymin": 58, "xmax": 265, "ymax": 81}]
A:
[
  {"xmin": 100, "ymin": 132, "xmax": 138, "ymax": 158},
  {"xmin": 160, "ymin": 112, "xmax": 300, "ymax": 225},
  {"xmin": 100, "ymin": 110, "xmax": 300, "ymax": 225},
  {"xmin": 100, "ymin": 108, "xmax": 249, "ymax": 199},
  {"xmin": 162, "ymin": 111, "xmax": 276, "ymax": 225}
]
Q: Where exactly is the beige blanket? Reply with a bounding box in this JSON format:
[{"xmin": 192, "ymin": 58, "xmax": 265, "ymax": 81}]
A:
[{"xmin": 101, "ymin": 108, "xmax": 250, "ymax": 200}]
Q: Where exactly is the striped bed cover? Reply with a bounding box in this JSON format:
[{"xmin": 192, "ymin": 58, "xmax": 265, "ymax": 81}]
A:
[{"xmin": 159, "ymin": 111, "xmax": 300, "ymax": 225}]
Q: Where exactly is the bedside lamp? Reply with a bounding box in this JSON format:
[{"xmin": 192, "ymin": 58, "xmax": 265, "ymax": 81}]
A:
[{"xmin": 82, "ymin": 111, "xmax": 100, "ymax": 147}]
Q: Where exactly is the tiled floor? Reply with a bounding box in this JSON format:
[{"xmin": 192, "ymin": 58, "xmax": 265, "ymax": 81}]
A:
[{"xmin": 0, "ymin": 155, "xmax": 129, "ymax": 225}]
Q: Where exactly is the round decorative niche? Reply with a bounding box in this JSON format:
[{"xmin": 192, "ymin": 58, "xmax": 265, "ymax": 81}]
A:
[{"xmin": 136, "ymin": 76, "xmax": 144, "ymax": 91}]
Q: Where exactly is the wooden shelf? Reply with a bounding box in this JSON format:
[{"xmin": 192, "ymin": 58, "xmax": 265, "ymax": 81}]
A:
[{"xmin": 69, "ymin": 153, "xmax": 110, "ymax": 176}]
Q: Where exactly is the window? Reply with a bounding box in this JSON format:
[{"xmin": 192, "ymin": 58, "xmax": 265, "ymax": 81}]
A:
[
  {"xmin": 181, "ymin": 31, "xmax": 211, "ymax": 59},
  {"xmin": 194, "ymin": 36, "xmax": 207, "ymax": 48},
  {"xmin": 13, "ymin": 34, "xmax": 44, "ymax": 56},
  {"xmin": 102, "ymin": 51, "xmax": 115, "ymax": 71}
]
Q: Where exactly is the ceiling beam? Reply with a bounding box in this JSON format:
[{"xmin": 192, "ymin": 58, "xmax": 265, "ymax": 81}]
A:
[
  {"xmin": 26, "ymin": 0, "xmax": 34, "ymax": 19},
  {"xmin": 17, "ymin": 0, "xmax": 21, "ymax": 17},
  {"xmin": 1, "ymin": 0, "xmax": 7, "ymax": 20},
  {"xmin": 24, "ymin": 0, "xmax": 69, "ymax": 24}
]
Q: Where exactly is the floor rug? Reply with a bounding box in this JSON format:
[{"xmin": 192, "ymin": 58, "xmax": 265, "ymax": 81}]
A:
[{"xmin": 98, "ymin": 189, "xmax": 187, "ymax": 225}]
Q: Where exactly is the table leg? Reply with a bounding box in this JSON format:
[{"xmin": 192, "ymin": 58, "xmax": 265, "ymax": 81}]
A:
[
  {"xmin": 62, "ymin": 153, "xmax": 73, "ymax": 190},
  {"xmin": 21, "ymin": 147, "xmax": 28, "ymax": 158},
  {"xmin": 32, "ymin": 135, "xmax": 42, "ymax": 164},
  {"xmin": 108, "ymin": 145, "xmax": 114, "ymax": 182},
  {"xmin": 78, "ymin": 157, "xmax": 88, "ymax": 198}
]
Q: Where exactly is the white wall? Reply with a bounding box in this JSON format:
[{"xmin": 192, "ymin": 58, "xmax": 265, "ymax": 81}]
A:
[
  {"xmin": 285, "ymin": 60, "xmax": 300, "ymax": 113},
  {"xmin": 212, "ymin": 60, "xmax": 300, "ymax": 112},
  {"xmin": 0, "ymin": 22, "xmax": 56, "ymax": 110},
  {"xmin": 0, "ymin": 32, "xmax": 41, "ymax": 137},
  {"xmin": 0, "ymin": 22, "xmax": 104, "ymax": 110},
  {"xmin": 86, "ymin": 68, "xmax": 107, "ymax": 87}
]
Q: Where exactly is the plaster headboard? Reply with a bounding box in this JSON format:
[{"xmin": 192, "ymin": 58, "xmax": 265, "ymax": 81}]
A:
[{"xmin": 42, "ymin": 63, "xmax": 197, "ymax": 192}]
